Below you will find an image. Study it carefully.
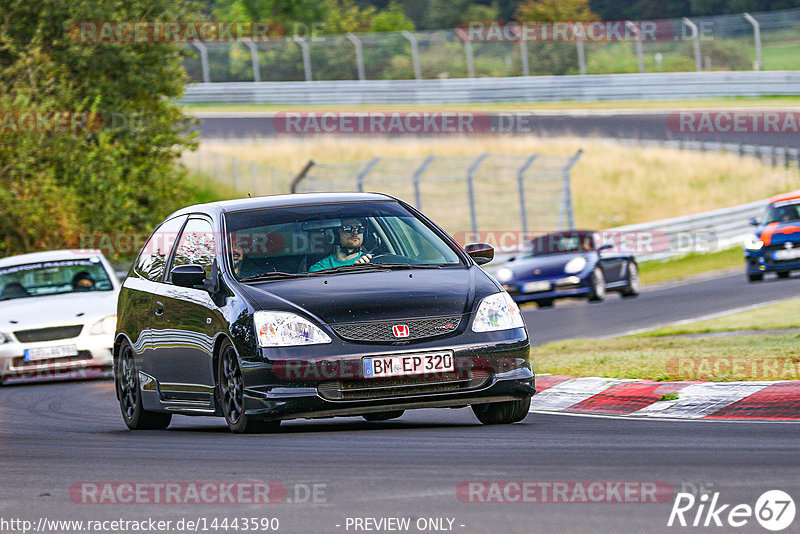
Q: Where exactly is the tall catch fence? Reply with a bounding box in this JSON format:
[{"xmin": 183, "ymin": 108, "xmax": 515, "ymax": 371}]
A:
[
  {"xmin": 289, "ymin": 152, "xmax": 582, "ymax": 237},
  {"xmin": 182, "ymin": 7, "xmax": 800, "ymax": 83}
]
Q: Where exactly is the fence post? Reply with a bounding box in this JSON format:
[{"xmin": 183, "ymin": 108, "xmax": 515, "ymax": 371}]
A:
[
  {"xmin": 412, "ymin": 156, "xmax": 435, "ymax": 209},
  {"xmin": 625, "ymin": 21, "xmax": 644, "ymax": 73},
  {"xmin": 347, "ymin": 33, "xmax": 366, "ymax": 81},
  {"xmin": 743, "ymin": 13, "xmax": 762, "ymax": 71},
  {"xmin": 682, "ymin": 18, "xmax": 702, "ymax": 72},
  {"xmin": 519, "ymin": 32, "xmax": 530, "ymax": 76},
  {"xmin": 290, "ymin": 160, "xmax": 315, "ymax": 193},
  {"xmin": 559, "ymin": 149, "xmax": 583, "ymax": 231},
  {"xmin": 401, "ymin": 30, "xmax": 422, "ymax": 80},
  {"xmin": 576, "ymin": 34, "xmax": 586, "ymax": 75},
  {"xmin": 242, "ymin": 39, "xmax": 261, "ymax": 82},
  {"xmin": 293, "ymin": 35, "xmax": 313, "ymax": 81},
  {"xmin": 252, "ymin": 161, "xmax": 259, "ymax": 195},
  {"xmin": 517, "ymin": 155, "xmax": 539, "ymax": 234},
  {"xmin": 466, "ymin": 153, "xmax": 489, "ymax": 234},
  {"xmin": 356, "ymin": 158, "xmax": 380, "ymax": 192},
  {"xmin": 190, "ymin": 41, "xmax": 211, "ymax": 83},
  {"xmin": 455, "ymin": 28, "xmax": 475, "ymax": 78}
]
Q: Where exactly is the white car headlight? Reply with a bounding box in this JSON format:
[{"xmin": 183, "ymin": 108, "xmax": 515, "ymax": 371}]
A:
[
  {"xmin": 472, "ymin": 292, "xmax": 525, "ymax": 333},
  {"xmin": 564, "ymin": 256, "xmax": 587, "ymax": 274},
  {"xmin": 90, "ymin": 315, "xmax": 117, "ymax": 335},
  {"xmin": 744, "ymin": 235, "xmax": 764, "ymax": 250},
  {"xmin": 254, "ymin": 311, "xmax": 332, "ymax": 347},
  {"xmin": 496, "ymin": 267, "xmax": 514, "ymax": 283}
]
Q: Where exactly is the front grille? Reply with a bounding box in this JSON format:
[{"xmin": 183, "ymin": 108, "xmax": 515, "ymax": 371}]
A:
[
  {"xmin": 318, "ymin": 369, "xmax": 491, "ymax": 401},
  {"xmin": 331, "ymin": 316, "xmax": 462, "ymax": 342},
  {"xmin": 14, "ymin": 325, "xmax": 83, "ymax": 343}
]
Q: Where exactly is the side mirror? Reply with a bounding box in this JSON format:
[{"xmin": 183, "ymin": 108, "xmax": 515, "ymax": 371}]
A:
[
  {"xmin": 465, "ymin": 243, "xmax": 494, "ymax": 265},
  {"xmin": 598, "ymin": 244, "xmax": 614, "ymax": 252},
  {"xmin": 749, "ymin": 217, "xmax": 759, "ymax": 226},
  {"xmin": 171, "ymin": 264, "xmax": 206, "ymax": 288}
]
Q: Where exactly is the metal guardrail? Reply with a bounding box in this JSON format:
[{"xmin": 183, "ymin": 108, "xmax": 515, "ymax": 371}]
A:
[{"xmin": 181, "ymin": 71, "xmax": 800, "ymax": 105}]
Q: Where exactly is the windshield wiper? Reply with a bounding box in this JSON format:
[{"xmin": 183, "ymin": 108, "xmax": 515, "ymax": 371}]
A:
[
  {"xmin": 310, "ymin": 263, "xmax": 445, "ymax": 275},
  {"xmin": 239, "ymin": 272, "xmax": 307, "ymax": 282}
]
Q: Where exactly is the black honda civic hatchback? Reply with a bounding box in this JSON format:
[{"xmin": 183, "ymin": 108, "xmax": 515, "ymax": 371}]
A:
[{"xmin": 115, "ymin": 193, "xmax": 534, "ymax": 433}]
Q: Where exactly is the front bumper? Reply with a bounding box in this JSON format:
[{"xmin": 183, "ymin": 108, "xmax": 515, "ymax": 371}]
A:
[
  {"xmin": 503, "ymin": 275, "xmax": 591, "ymax": 303},
  {"xmin": 236, "ymin": 332, "xmax": 533, "ymax": 421},
  {"xmin": 0, "ymin": 334, "xmax": 113, "ymax": 384},
  {"xmin": 745, "ymin": 250, "xmax": 800, "ymax": 274}
]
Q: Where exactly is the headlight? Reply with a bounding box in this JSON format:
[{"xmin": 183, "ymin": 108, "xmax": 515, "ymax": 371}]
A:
[
  {"xmin": 472, "ymin": 292, "xmax": 525, "ymax": 332},
  {"xmin": 744, "ymin": 235, "xmax": 764, "ymax": 250},
  {"xmin": 90, "ymin": 315, "xmax": 117, "ymax": 335},
  {"xmin": 254, "ymin": 311, "xmax": 331, "ymax": 347},
  {"xmin": 496, "ymin": 267, "xmax": 514, "ymax": 283},
  {"xmin": 564, "ymin": 257, "xmax": 587, "ymax": 274}
]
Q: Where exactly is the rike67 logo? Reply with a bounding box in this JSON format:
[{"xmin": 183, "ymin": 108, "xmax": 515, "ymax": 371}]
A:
[{"xmin": 668, "ymin": 490, "xmax": 796, "ymax": 531}]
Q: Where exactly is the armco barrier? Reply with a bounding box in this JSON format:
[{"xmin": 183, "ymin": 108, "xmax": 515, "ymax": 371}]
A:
[{"xmin": 181, "ymin": 71, "xmax": 800, "ymax": 105}]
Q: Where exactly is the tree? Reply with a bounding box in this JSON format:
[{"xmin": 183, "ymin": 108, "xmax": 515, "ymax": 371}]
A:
[
  {"xmin": 0, "ymin": 0, "xmax": 199, "ymax": 256},
  {"xmin": 517, "ymin": 0, "xmax": 598, "ymax": 22}
]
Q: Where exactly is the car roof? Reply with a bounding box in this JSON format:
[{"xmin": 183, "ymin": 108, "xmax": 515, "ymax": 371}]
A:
[
  {"xmin": 0, "ymin": 249, "xmax": 107, "ymax": 268},
  {"xmin": 769, "ymin": 191, "xmax": 800, "ymax": 204},
  {"xmin": 169, "ymin": 192, "xmax": 397, "ymax": 218}
]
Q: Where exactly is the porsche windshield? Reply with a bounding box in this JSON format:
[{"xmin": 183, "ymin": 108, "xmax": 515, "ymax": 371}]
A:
[
  {"xmin": 529, "ymin": 232, "xmax": 595, "ymax": 255},
  {"xmin": 224, "ymin": 201, "xmax": 464, "ymax": 279},
  {"xmin": 0, "ymin": 258, "xmax": 114, "ymax": 301}
]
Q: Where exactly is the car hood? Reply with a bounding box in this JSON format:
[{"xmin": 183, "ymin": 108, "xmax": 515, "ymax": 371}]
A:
[
  {"xmin": 496, "ymin": 253, "xmax": 589, "ymax": 280},
  {"xmin": 759, "ymin": 221, "xmax": 800, "ymax": 245},
  {"xmin": 0, "ymin": 291, "xmax": 118, "ymax": 332},
  {"xmin": 241, "ymin": 267, "xmax": 488, "ymax": 324}
]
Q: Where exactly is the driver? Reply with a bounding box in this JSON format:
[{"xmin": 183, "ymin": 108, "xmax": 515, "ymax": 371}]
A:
[
  {"xmin": 71, "ymin": 271, "xmax": 95, "ymax": 291},
  {"xmin": 309, "ymin": 218, "xmax": 372, "ymax": 272}
]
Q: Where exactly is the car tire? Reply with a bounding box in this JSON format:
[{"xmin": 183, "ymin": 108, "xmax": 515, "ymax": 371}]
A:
[
  {"xmin": 217, "ymin": 339, "xmax": 280, "ymax": 434},
  {"xmin": 536, "ymin": 299, "xmax": 554, "ymax": 308},
  {"xmin": 472, "ymin": 397, "xmax": 531, "ymax": 425},
  {"xmin": 778, "ymin": 271, "xmax": 791, "ymax": 279},
  {"xmin": 363, "ymin": 410, "xmax": 405, "ymax": 421},
  {"xmin": 620, "ymin": 262, "xmax": 640, "ymax": 298},
  {"xmin": 748, "ymin": 273, "xmax": 764, "ymax": 282},
  {"xmin": 116, "ymin": 341, "xmax": 172, "ymax": 430},
  {"xmin": 588, "ymin": 267, "xmax": 606, "ymax": 302}
]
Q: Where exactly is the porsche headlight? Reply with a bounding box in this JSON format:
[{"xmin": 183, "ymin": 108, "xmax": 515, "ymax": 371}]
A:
[
  {"xmin": 564, "ymin": 257, "xmax": 587, "ymax": 274},
  {"xmin": 472, "ymin": 292, "xmax": 525, "ymax": 332},
  {"xmin": 90, "ymin": 315, "xmax": 117, "ymax": 335},
  {"xmin": 496, "ymin": 267, "xmax": 514, "ymax": 283},
  {"xmin": 254, "ymin": 311, "xmax": 331, "ymax": 347},
  {"xmin": 744, "ymin": 234, "xmax": 764, "ymax": 250}
]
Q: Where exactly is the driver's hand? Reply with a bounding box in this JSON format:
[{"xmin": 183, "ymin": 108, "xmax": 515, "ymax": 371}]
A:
[{"xmin": 355, "ymin": 253, "xmax": 372, "ymax": 264}]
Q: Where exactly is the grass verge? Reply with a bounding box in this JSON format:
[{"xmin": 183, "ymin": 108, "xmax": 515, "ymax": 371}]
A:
[
  {"xmin": 638, "ymin": 247, "xmax": 743, "ymax": 286},
  {"xmin": 532, "ymin": 298, "xmax": 800, "ymax": 381}
]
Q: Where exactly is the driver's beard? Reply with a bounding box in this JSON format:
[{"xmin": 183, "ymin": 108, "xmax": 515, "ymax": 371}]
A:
[{"xmin": 338, "ymin": 244, "xmax": 361, "ymax": 256}]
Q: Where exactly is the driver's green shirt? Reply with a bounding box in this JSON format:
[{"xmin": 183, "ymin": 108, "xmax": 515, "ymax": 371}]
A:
[{"xmin": 309, "ymin": 251, "xmax": 364, "ymax": 273}]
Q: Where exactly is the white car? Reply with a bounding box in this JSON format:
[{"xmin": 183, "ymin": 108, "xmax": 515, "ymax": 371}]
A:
[{"xmin": 0, "ymin": 250, "xmax": 119, "ymax": 384}]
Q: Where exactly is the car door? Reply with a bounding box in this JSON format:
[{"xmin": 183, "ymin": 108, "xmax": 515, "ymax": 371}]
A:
[
  {"xmin": 127, "ymin": 215, "xmax": 187, "ymax": 380},
  {"xmin": 149, "ymin": 216, "xmax": 220, "ymax": 403}
]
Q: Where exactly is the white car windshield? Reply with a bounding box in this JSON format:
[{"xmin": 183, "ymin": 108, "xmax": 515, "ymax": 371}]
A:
[{"xmin": 0, "ymin": 258, "xmax": 114, "ymax": 301}]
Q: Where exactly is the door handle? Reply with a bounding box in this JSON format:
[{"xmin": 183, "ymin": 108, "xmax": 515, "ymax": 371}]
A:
[{"xmin": 154, "ymin": 301, "xmax": 164, "ymax": 316}]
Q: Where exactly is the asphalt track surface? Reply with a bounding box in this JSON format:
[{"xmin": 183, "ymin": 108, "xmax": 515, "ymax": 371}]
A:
[
  {"xmin": 522, "ymin": 270, "xmax": 800, "ymax": 345},
  {"xmin": 2, "ymin": 271, "xmax": 800, "ymax": 533},
  {"xmin": 194, "ymin": 111, "xmax": 800, "ymax": 148}
]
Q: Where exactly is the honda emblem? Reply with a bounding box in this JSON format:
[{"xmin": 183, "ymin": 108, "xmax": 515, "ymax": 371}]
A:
[{"xmin": 392, "ymin": 324, "xmax": 410, "ymax": 338}]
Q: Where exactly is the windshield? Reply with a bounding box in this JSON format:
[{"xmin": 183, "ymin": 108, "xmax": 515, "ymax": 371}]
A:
[
  {"xmin": 0, "ymin": 257, "xmax": 114, "ymax": 301},
  {"xmin": 529, "ymin": 232, "xmax": 596, "ymax": 255},
  {"xmin": 764, "ymin": 201, "xmax": 800, "ymax": 224},
  {"xmin": 224, "ymin": 201, "xmax": 463, "ymax": 280}
]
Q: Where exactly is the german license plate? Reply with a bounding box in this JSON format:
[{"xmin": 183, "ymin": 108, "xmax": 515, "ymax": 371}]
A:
[
  {"xmin": 522, "ymin": 280, "xmax": 552, "ymax": 293},
  {"xmin": 773, "ymin": 248, "xmax": 800, "ymax": 261},
  {"xmin": 23, "ymin": 345, "xmax": 78, "ymax": 362},
  {"xmin": 363, "ymin": 351, "xmax": 454, "ymax": 378}
]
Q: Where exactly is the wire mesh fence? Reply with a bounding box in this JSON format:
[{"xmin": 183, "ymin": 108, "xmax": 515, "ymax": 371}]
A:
[
  {"xmin": 290, "ymin": 152, "xmax": 583, "ymax": 237},
  {"xmin": 180, "ymin": 148, "xmax": 293, "ymax": 196},
  {"xmin": 181, "ymin": 7, "xmax": 800, "ymax": 83}
]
